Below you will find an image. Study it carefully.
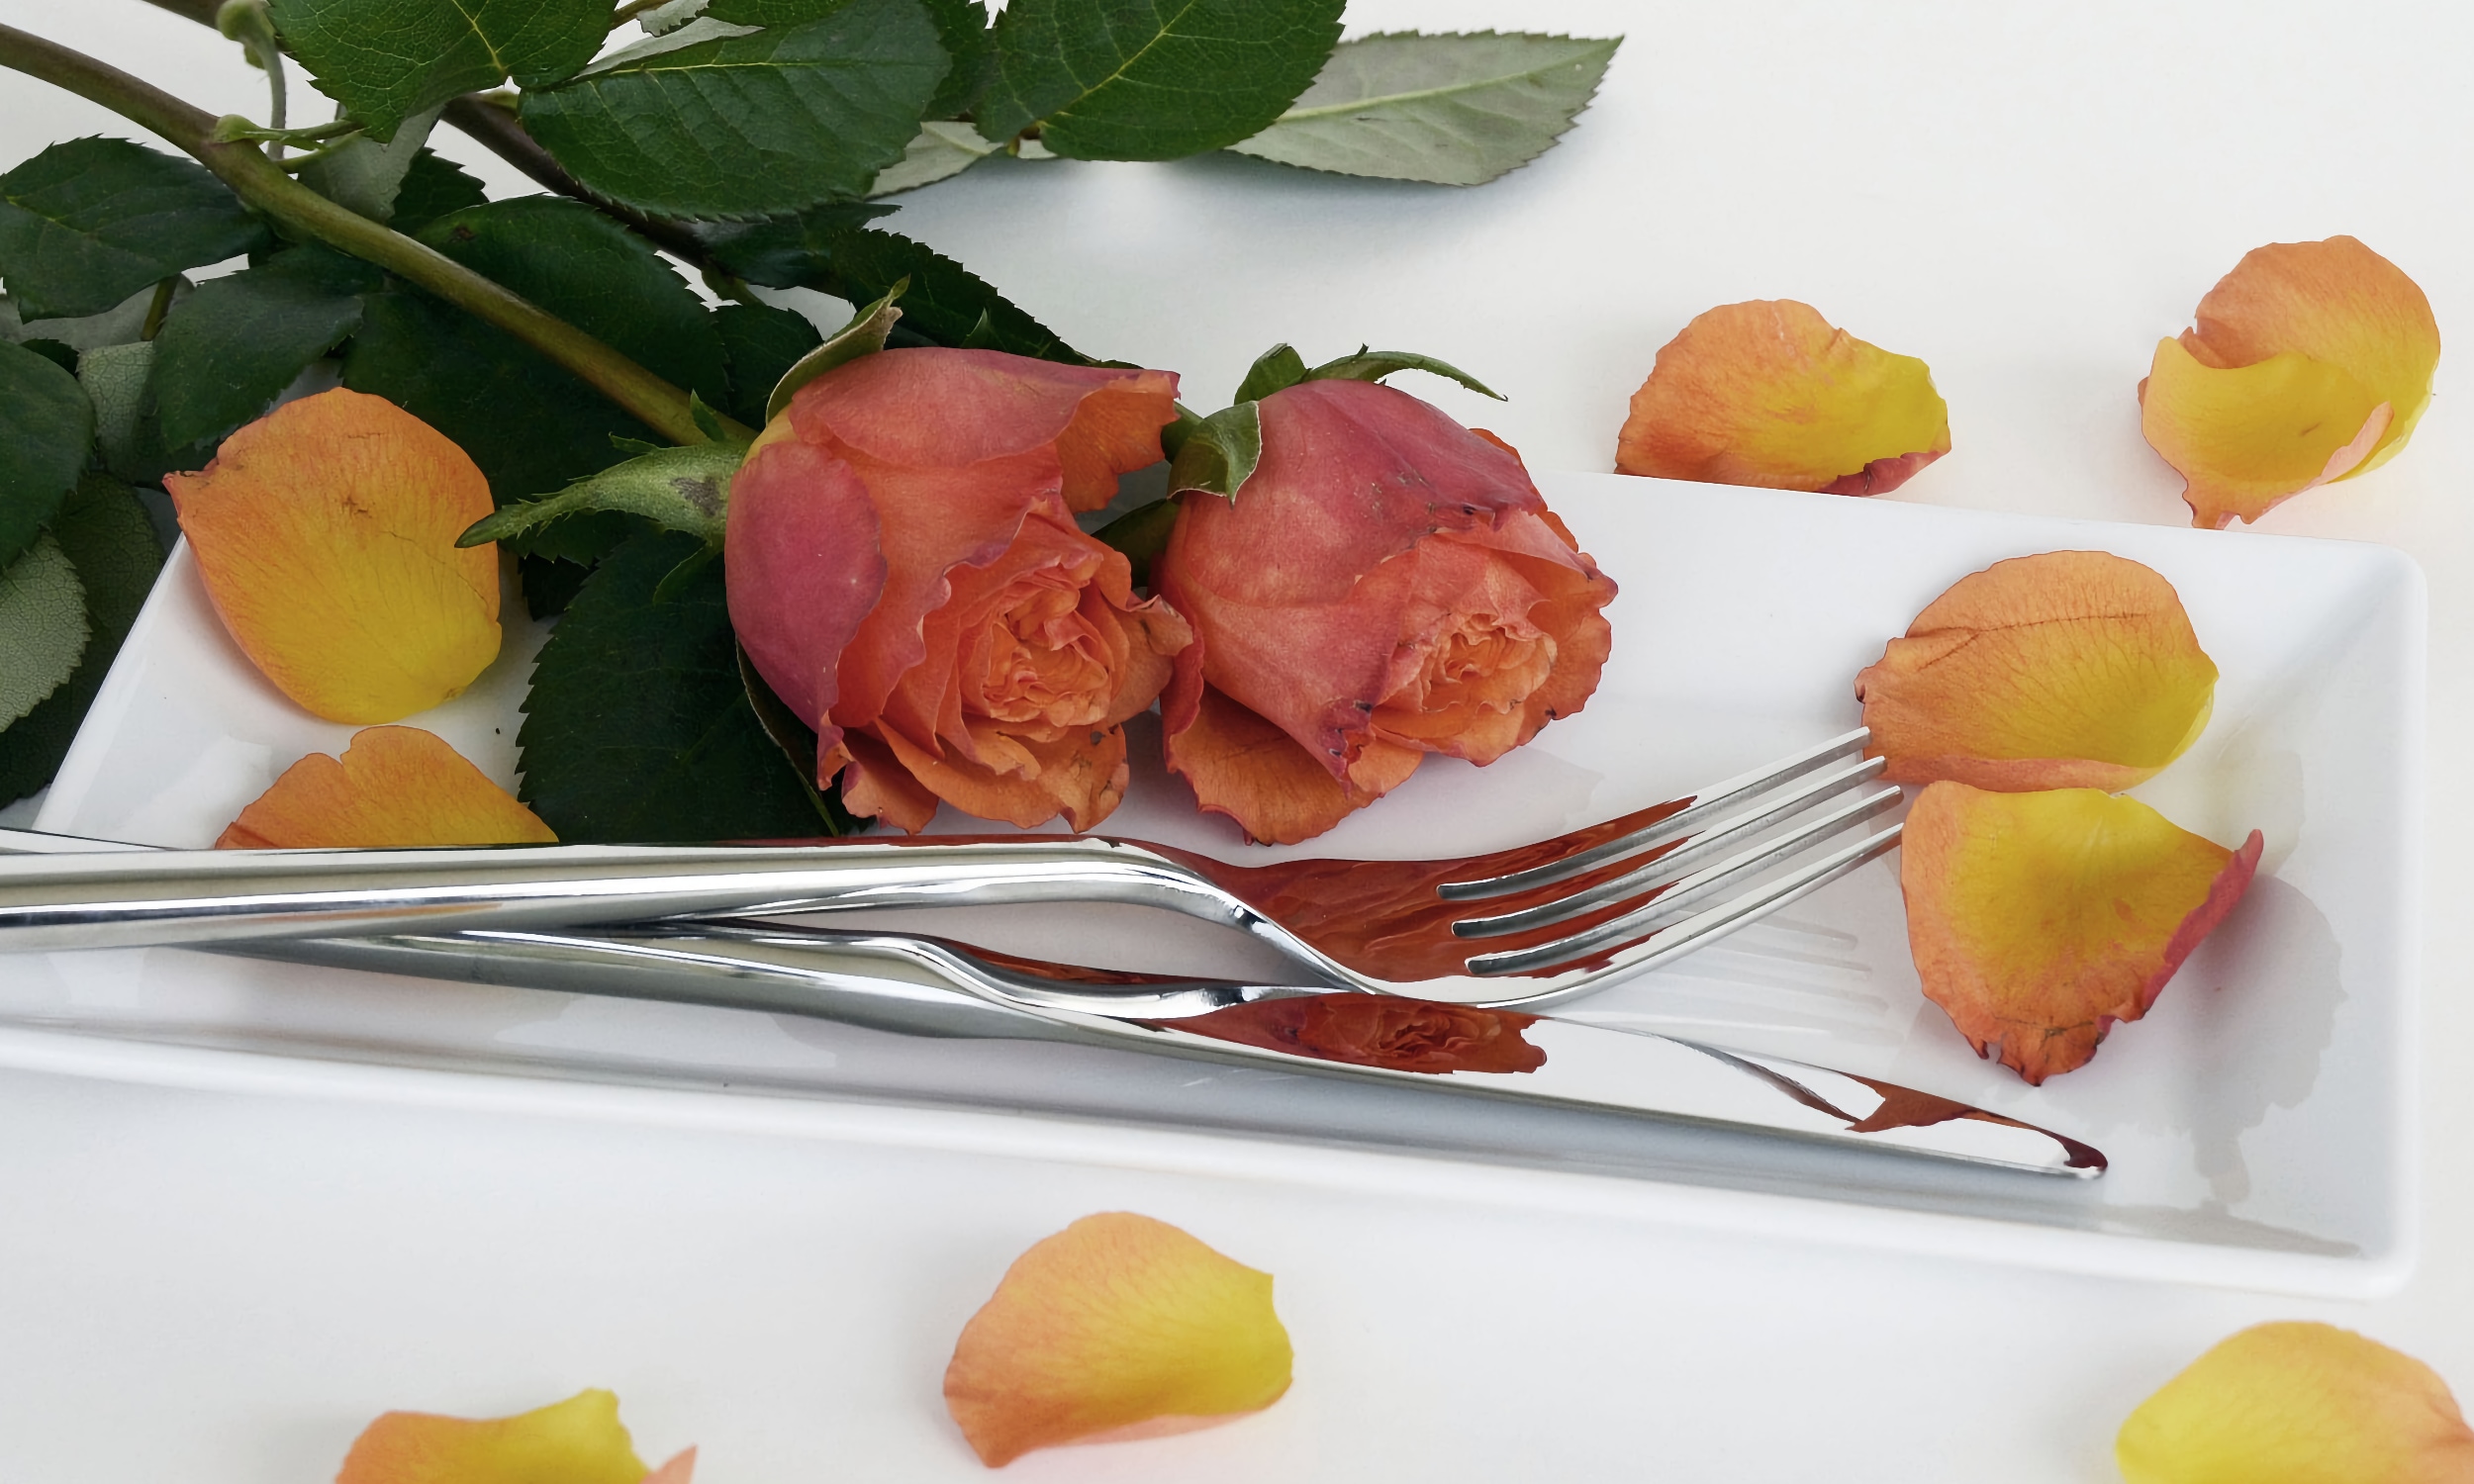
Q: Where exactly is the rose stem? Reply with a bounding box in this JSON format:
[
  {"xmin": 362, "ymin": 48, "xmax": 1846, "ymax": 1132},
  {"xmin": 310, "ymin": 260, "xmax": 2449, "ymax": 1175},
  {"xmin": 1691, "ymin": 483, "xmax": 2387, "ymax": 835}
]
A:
[{"xmin": 0, "ymin": 22, "xmax": 750, "ymax": 448}]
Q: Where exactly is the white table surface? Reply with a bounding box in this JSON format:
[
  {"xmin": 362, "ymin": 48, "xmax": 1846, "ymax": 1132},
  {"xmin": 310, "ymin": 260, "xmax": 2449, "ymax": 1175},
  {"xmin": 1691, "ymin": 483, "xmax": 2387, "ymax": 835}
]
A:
[{"xmin": 4, "ymin": 1, "xmax": 2469, "ymax": 1477}]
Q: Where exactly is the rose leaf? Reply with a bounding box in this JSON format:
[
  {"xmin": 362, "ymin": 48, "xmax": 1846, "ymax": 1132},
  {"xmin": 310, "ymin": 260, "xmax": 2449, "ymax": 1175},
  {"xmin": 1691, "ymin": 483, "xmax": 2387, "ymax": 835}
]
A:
[
  {"xmin": 1226, "ymin": 31, "xmax": 1621, "ymax": 186},
  {"xmin": 0, "ymin": 139, "xmax": 269, "ymax": 322},
  {"xmin": 267, "ymin": 0, "xmax": 609, "ymax": 140},
  {"xmin": 0, "ymin": 476, "xmax": 164, "ymax": 807}
]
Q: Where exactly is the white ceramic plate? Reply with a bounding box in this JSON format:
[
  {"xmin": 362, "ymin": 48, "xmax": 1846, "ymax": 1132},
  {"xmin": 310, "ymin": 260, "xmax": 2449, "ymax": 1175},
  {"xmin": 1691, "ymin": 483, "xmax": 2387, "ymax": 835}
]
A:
[{"xmin": 8, "ymin": 473, "xmax": 2423, "ymax": 1297}]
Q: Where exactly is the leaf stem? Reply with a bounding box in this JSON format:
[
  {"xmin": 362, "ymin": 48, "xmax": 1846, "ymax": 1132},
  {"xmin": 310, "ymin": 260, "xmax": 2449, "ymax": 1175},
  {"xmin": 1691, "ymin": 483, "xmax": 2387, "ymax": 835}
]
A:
[
  {"xmin": 0, "ymin": 22, "xmax": 747, "ymax": 447},
  {"xmin": 139, "ymin": 276, "xmax": 177, "ymax": 340}
]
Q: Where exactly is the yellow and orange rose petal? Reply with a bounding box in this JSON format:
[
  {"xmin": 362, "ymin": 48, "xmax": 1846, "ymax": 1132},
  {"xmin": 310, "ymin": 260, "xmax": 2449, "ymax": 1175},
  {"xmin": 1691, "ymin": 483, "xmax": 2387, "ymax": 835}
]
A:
[
  {"xmin": 2118, "ymin": 1322, "xmax": 2474, "ymax": 1483},
  {"xmin": 1900, "ymin": 784, "xmax": 2261, "ymax": 1084},
  {"xmin": 336, "ymin": 1388, "xmax": 689, "ymax": 1484},
  {"xmin": 943, "ymin": 1212, "xmax": 1293, "ymax": 1467},
  {"xmin": 165, "ymin": 387, "xmax": 502, "ymax": 724},
  {"xmin": 1856, "ymin": 550, "xmax": 2218, "ymax": 791},
  {"xmin": 216, "ymin": 725, "xmax": 555, "ymax": 849},
  {"xmin": 2141, "ymin": 235, "xmax": 2439, "ymax": 529},
  {"xmin": 1615, "ymin": 299, "xmax": 1951, "ymax": 495}
]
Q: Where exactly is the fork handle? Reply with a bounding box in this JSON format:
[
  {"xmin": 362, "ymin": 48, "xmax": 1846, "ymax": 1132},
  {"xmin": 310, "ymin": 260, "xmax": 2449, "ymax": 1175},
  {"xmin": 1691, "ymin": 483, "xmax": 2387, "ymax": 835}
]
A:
[{"xmin": 0, "ymin": 830, "xmax": 1241, "ymax": 953}]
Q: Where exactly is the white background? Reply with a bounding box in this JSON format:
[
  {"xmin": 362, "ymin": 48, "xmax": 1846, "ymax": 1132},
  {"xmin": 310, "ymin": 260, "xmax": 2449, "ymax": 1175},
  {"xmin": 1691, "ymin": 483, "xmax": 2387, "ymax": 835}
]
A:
[{"xmin": 1, "ymin": 0, "xmax": 2468, "ymax": 1477}]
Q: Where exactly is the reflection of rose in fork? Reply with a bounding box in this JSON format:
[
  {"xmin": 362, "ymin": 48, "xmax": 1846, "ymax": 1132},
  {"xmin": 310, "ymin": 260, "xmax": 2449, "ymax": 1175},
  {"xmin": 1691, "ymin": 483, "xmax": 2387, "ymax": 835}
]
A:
[{"xmin": 1165, "ymin": 994, "xmax": 1547, "ymax": 1075}]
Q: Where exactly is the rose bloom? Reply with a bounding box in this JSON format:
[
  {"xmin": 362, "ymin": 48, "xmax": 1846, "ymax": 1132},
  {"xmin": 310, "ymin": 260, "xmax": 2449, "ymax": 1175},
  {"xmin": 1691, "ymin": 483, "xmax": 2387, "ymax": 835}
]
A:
[
  {"xmin": 726, "ymin": 348, "xmax": 1191, "ymax": 831},
  {"xmin": 1152, "ymin": 378, "xmax": 1618, "ymax": 844}
]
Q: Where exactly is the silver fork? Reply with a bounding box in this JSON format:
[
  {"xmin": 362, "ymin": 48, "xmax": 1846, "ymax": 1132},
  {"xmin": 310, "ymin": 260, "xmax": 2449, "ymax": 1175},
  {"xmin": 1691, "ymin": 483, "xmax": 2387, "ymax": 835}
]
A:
[{"xmin": 0, "ymin": 728, "xmax": 1901, "ymax": 1009}]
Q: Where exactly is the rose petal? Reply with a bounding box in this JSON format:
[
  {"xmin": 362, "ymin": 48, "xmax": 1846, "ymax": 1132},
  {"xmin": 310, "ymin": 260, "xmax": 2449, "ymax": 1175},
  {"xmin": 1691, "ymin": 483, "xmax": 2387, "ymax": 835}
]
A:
[
  {"xmin": 215, "ymin": 725, "xmax": 555, "ymax": 849},
  {"xmin": 2118, "ymin": 1323, "xmax": 2474, "ymax": 1483},
  {"xmin": 336, "ymin": 1388, "xmax": 678, "ymax": 1484},
  {"xmin": 1159, "ymin": 642, "xmax": 1412, "ymax": 845},
  {"xmin": 2140, "ymin": 236, "xmax": 2439, "ymax": 528},
  {"xmin": 943, "ymin": 1212, "xmax": 1292, "ymax": 1468},
  {"xmin": 164, "ymin": 387, "xmax": 501, "ymax": 723},
  {"xmin": 1856, "ymin": 551, "xmax": 2218, "ymax": 790},
  {"xmin": 1900, "ymin": 783, "xmax": 2262, "ymax": 1083},
  {"xmin": 1614, "ymin": 300, "xmax": 1951, "ymax": 494},
  {"xmin": 723, "ymin": 427, "xmax": 889, "ymax": 753}
]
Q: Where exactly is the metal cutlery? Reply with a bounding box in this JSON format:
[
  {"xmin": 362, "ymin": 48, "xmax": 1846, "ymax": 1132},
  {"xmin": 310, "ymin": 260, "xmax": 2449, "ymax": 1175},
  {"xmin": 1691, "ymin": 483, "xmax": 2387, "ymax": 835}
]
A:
[{"xmin": 0, "ymin": 728, "xmax": 1902, "ymax": 1008}]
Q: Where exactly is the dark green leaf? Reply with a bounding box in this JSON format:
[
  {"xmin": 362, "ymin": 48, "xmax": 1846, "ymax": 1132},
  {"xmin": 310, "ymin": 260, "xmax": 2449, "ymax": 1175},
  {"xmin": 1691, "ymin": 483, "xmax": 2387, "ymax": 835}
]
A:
[
  {"xmin": 1225, "ymin": 32, "xmax": 1619, "ymax": 186},
  {"xmin": 346, "ymin": 196, "xmax": 734, "ymax": 507},
  {"xmin": 764, "ymin": 281, "xmax": 902, "ymax": 420},
  {"xmin": 866, "ymin": 121, "xmax": 999, "ymax": 196},
  {"xmin": 1306, "ymin": 345, "xmax": 1502, "ymax": 399},
  {"xmin": 702, "ymin": 218, "xmax": 1081, "ymax": 361},
  {"xmin": 0, "ymin": 139, "xmax": 268, "ymax": 321},
  {"xmin": 149, "ymin": 247, "xmax": 369, "ymax": 452},
  {"xmin": 418, "ymin": 198, "xmax": 729, "ymax": 405},
  {"xmin": 518, "ymin": 529, "xmax": 850, "ymax": 841},
  {"xmin": 388, "ymin": 149, "xmax": 491, "ymax": 233},
  {"xmin": 517, "ymin": 552, "xmax": 598, "ymax": 619},
  {"xmin": 0, "ymin": 533, "xmax": 87, "ymax": 729},
  {"xmin": 1092, "ymin": 496, "xmax": 1179, "ymax": 587},
  {"xmin": 979, "ymin": 0, "xmax": 1344, "ymax": 160},
  {"xmin": 19, "ymin": 338, "xmax": 74, "ymax": 374},
  {"xmin": 739, "ymin": 643, "xmax": 860, "ymax": 834},
  {"xmin": 919, "ymin": 0, "xmax": 994, "ymax": 118},
  {"xmin": 1231, "ymin": 342, "xmax": 1304, "ymax": 403},
  {"xmin": 714, "ymin": 301, "xmax": 822, "ymax": 425},
  {"xmin": 460, "ymin": 442, "xmax": 745, "ymax": 549},
  {"xmin": 268, "ymin": 0, "xmax": 610, "ymax": 139},
  {"xmin": 0, "ymin": 476, "xmax": 164, "ymax": 806},
  {"xmin": 704, "ymin": 0, "xmax": 849, "ymax": 20},
  {"xmin": 0, "ymin": 337, "xmax": 96, "ymax": 569},
  {"xmin": 1166, "ymin": 399, "xmax": 1261, "ymax": 500},
  {"xmin": 343, "ymin": 285, "xmax": 656, "ymax": 507},
  {"xmin": 520, "ymin": 0, "xmax": 949, "ymax": 221}
]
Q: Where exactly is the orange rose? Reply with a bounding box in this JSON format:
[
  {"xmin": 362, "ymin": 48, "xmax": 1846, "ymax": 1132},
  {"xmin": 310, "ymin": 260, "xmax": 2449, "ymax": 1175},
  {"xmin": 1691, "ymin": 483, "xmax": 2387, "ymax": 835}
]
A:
[
  {"xmin": 726, "ymin": 348, "xmax": 1190, "ymax": 831},
  {"xmin": 1153, "ymin": 379, "xmax": 1616, "ymax": 844},
  {"xmin": 1170, "ymin": 994, "xmax": 1547, "ymax": 1074}
]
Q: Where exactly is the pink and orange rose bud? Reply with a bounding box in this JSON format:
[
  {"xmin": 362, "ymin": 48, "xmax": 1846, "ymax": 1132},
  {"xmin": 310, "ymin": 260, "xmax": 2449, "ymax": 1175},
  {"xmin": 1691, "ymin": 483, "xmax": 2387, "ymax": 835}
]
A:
[
  {"xmin": 1153, "ymin": 379, "xmax": 1617, "ymax": 844},
  {"xmin": 943, "ymin": 1212, "xmax": 1293, "ymax": 1467},
  {"xmin": 2118, "ymin": 1322, "xmax": 2474, "ymax": 1482},
  {"xmin": 727, "ymin": 348, "xmax": 1190, "ymax": 832},
  {"xmin": 2140, "ymin": 236, "xmax": 2440, "ymax": 529},
  {"xmin": 1616, "ymin": 300, "xmax": 1951, "ymax": 495},
  {"xmin": 165, "ymin": 387, "xmax": 502, "ymax": 724}
]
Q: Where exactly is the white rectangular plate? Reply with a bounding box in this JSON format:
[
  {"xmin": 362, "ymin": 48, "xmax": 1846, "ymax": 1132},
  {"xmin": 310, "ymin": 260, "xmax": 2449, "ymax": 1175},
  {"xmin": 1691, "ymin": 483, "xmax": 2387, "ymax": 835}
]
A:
[{"xmin": 9, "ymin": 473, "xmax": 2424, "ymax": 1296}]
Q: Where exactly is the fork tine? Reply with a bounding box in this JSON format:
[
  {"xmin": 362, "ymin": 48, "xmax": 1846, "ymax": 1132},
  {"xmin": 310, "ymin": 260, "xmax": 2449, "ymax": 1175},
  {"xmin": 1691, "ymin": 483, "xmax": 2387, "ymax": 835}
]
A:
[
  {"xmin": 1435, "ymin": 726, "xmax": 1873, "ymax": 900},
  {"xmin": 1463, "ymin": 784, "xmax": 1904, "ymax": 976},
  {"xmin": 1470, "ymin": 821, "xmax": 1908, "ymax": 1001},
  {"xmin": 1449, "ymin": 752, "xmax": 1889, "ymax": 939}
]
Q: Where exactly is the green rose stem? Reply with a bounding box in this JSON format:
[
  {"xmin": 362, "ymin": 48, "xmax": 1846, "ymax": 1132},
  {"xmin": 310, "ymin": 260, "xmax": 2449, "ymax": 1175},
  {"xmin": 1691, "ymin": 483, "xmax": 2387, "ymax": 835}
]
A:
[{"xmin": 0, "ymin": 23, "xmax": 749, "ymax": 448}]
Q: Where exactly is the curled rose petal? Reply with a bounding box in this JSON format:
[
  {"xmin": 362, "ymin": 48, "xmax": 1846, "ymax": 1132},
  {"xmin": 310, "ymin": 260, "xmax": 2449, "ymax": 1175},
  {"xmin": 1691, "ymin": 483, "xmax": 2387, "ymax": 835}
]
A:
[
  {"xmin": 1614, "ymin": 300, "xmax": 1951, "ymax": 495},
  {"xmin": 1154, "ymin": 379, "xmax": 1614, "ymax": 844},
  {"xmin": 1856, "ymin": 551, "xmax": 2218, "ymax": 791},
  {"xmin": 164, "ymin": 387, "xmax": 501, "ymax": 723},
  {"xmin": 1164, "ymin": 994, "xmax": 1546, "ymax": 1074},
  {"xmin": 1901, "ymin": 784, "xmax": 2262, "ymax": 1084},
  {"xmin": 215, "ymin": 725, "xmax": 555, "ymax": 849},
  {"xmin": 726, "ymin": 348, "xmax": 1187, "ymax": 833},
  {"xmin": 336, "ymin": 1387, "xmax": 692, "ymax": 1484},
  {"xmin": 943, "ymin": 1212, "xmax": 1292, "ymax": 1467},
  {"xmin": 2140, "ymin": 236, "xmax": 2440, "ymax": 529},
  {"xmin": 2118, "ymin": 1322, "xmax": 2474, "ymax": 1483}
]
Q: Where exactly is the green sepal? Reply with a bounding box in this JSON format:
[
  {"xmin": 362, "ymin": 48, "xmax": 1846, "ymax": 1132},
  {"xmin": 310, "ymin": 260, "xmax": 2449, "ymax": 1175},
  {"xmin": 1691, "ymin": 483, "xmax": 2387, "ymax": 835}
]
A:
[
  {"xmin": 1092, "ymin": 497, "xmax": 1180, "ymax": 587},
  {"xmin": 763, "ymin": 279, "xmax": 904, "ymax": 422},
  {"xmin": 1306, "ymin": 345, "xmax": 1503, "ymax": 400},
  {"xmin": 1166, "ymin": 400, "xmax": 1263, "ymax": 501},
  {"xmin": 688, "ymin": 390, "xmax": 729, "ymax": 443},
  {"xmin": 739, "ymin": 643, "xmax": 861, "ymax": 836},
  {"xmin": 458, "ymin": 440, "xmax": 747, "ymax": 550},
  {"xmin": 1231, "ymin": 342, "xmax": 1306, "ymax": 404}
]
